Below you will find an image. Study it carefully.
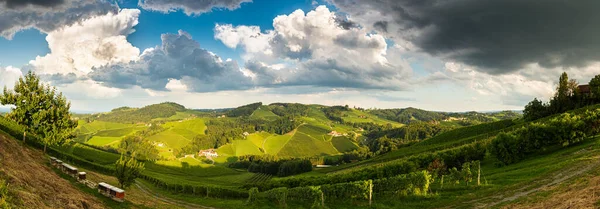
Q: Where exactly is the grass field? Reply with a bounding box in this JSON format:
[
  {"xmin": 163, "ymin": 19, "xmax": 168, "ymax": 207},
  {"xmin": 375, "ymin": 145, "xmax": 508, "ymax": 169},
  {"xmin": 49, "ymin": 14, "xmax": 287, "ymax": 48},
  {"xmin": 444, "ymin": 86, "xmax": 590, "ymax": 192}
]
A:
[
  {"xmin": 147, "ymin": 130, "xmax": 192, "ymax": 150},
  {"xmin": 296, "ymin": 124, "xmax": 331, "ymax": 141},
  {"xmin": 263, "ymin": 134, "xmax": 292, "ymax": 155},
  {"xmin": 250, "ymin": 107, "xmax": 279, "ymax": 120},
  {"xmin": 86, "ymin": 136, "xmax": 122, "ymax": 147},
  {"xmin": 247, "ymin": 132, "xmax": 271, "ymax": 149},
  {"xmin": 232, "ymin": 139, "xmax": 263, "ymax": 156},
  {"xmin": 331, "ymin": 136, "xmax": 358, "ymax": 152},
  {"xmin": 278, "ymin": 132, "xmax": 339, "ymax": 158}
]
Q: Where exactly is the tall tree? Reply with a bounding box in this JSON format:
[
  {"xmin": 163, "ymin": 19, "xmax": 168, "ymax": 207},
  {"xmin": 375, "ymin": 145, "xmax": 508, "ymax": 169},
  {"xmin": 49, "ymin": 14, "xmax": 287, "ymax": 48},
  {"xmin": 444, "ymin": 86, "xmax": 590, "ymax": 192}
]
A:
[
  {"xmin": 590, "ymin": 75, "xmax": 600, "ymax": 99},
  {"xmin": 114, "ymin": 154, "xmax": 145, "ymax": 188},
  {"xmin": 552, "ymin": 72, "xmax": 570, "ymax": 112},
  {"xmin": 0, "ymin": 72, "xmax": 77, "ymax": 152}
]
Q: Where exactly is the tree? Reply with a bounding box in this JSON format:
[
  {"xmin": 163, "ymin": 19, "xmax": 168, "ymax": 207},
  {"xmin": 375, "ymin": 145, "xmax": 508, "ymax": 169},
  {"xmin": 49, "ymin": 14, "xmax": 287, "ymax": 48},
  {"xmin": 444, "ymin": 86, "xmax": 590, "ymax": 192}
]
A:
[
  {"xmin": 0, "ymin": 72, "xmax": 77, "ymax": 152},
  {"xmin": 114, "ymin": 154, "xmax": 145, "ymax": 188},
  {"xmin": 590, "ymin": 75, "xmax": 600, "ymax": 99},
  {"xmin": 523, "ymin": 98, "xmax": 548, "ymax": 121},
  {"xmin": 552, "ymin": 72, "xmax": 570, "ymax": 112}
]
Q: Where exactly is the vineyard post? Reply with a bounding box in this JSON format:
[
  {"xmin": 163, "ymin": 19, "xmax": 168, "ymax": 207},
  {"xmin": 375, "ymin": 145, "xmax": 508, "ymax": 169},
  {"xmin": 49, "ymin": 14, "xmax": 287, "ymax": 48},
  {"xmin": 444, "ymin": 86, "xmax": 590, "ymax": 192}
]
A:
[
  {"xmin": 23, "ymin": 131, "xmax": 26, "ymax": 143},
  {"xmin": 477, "ymin": 162, "xmax": 481, "ymax": 186},
  {"xmin": 321, "ymin": 191, "xmax": 325, "ymax": 207},
  {"xmin": 440, "ymin": 175, "xmax": 444, "ymax": 190},
  {"xmin": 369, "ymin": 180, "xmax": 373, "ymax": 206}
]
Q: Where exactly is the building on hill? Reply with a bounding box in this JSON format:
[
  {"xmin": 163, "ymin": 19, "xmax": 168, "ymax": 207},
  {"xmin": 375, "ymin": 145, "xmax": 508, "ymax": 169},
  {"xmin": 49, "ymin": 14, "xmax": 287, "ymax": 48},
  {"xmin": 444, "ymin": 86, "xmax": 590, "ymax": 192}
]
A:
[
  {"xmin": 579, "ymin": 84, "xmax": 591, "ymax": 96},
  {"xmin": 199, "ymin": 149, "xmax": 218, "ymax": 158},
  {"xmin": 243, "ymin": 132, "xmax": 250, "ymax": 137},
  {"xmin": 328, "ymin": 130, "xmax": 343, "ymax": 137}
]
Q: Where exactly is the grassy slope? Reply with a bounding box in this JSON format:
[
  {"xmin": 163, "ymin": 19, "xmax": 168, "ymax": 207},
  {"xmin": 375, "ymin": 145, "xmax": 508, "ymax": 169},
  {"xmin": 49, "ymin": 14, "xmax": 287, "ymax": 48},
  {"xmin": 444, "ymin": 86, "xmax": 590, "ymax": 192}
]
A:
[
  {"xmin": 0, "ymin": 132, "xmax": 107, "ymax": 209},
  {"xmin": 331, "ymin": 136, "xmax": 359, "ymax": 152},
  {"xmin": 250, "ymin": 107, "xmax": 279, "ymax": 120},
  {"xmin": 342, "ymin": 109, "xmax": 404, "ymax": 127}
]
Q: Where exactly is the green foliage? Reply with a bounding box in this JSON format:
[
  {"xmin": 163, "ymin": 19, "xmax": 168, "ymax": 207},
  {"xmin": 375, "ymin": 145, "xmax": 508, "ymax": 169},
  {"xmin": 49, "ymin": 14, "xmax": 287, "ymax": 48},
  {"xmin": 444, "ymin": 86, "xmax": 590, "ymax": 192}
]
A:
[
  {"xmin": 373, "ymin": 170, "xmax": 431, "ymax": 196},
  {"xmin": 523, "ymin": 98, "xmax": 549, "ymax": 121},
  {"xmin": 492, "ymin": 109, "xmax": 600, "ymax": 165},
  {"xmin": 264, "ymin": 187, "xmax": 287, "ymax": 207},
  {"xmin": 269, "ymin": 103, "xmax": 310, "ymax": 117},
  {"xmin": 247, "ymin": 187, "xmax": 259, "ymax": 204},
  {"xmin": 0, "ymin": 71, "xmax": 77, "ymax": 150},
  {"xmin": 590, "ymin": 75, "xmax": 600, "ymax": 98},
  {"xmin": 250, "ymin": 140, "xmax": 487, "ymax": 191},
  {"xmin": 115, "ymin": 154, "xmax": 145, "ymax": 188},
  {"xmin": 321, "ymin": 106, "xmax": 349, "ymax": 123},
  {"xmin": 0, "ymin": 179, "xmax": 11, "ymax": 209},
  {"xmin": 320, "ymin": 180, "xmax": 371, "ymax": 201},
  {"xmin": 119, "ymin": 135, "xmax": 159, "ymax": 161},
  {"xmin": 370, "ymin": 107, "xmax": 447, "ymax": 124},
  {"xmin": 96, "ymin": 102, "xmax": 186, "ymax": 123},
  {"xmin": 226, "ymin": 102, "xmax": 262, "ymax": 117},
  {"xmin": 230, "ymin": 155, "xmax": 313, "ymax": 177}
]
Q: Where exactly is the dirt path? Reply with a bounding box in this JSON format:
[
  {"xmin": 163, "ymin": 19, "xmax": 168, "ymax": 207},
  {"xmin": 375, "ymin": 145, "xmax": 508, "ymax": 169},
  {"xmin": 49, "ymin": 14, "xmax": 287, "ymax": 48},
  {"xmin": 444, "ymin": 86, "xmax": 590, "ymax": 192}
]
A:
[
  {"xmin": 473, "ymin": 157, "xmax": 600, "ymax": 208},
  {"xmin": 134, "ymin": 180, "xmax": 216, "ymax": 209}
]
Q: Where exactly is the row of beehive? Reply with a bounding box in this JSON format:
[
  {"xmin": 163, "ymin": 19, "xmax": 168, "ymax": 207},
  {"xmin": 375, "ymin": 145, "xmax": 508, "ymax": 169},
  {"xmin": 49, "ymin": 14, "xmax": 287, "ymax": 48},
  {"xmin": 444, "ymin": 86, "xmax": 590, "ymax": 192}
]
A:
[{"xmin": 49, "ymin": 157, "xmax": 125, "ymax": 202}]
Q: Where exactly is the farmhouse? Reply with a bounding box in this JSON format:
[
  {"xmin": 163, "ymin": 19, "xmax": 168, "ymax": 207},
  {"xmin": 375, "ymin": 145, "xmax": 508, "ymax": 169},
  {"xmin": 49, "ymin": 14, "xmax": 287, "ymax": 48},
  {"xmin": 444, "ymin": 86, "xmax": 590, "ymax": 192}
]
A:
[
  {"xmin": 579, "ymin": 84, "xmax": 591, "ymax": 96},
  {"xmin": 328, "ymin": 130, "xmax": 343, "ymax": 137},
  {"xmin": 199, "ymin": 149, "xmax": 219, "ymax": 157},
  {"xmin": 243, "ymin": 132, "xmax": 250, "ymax": 137}
]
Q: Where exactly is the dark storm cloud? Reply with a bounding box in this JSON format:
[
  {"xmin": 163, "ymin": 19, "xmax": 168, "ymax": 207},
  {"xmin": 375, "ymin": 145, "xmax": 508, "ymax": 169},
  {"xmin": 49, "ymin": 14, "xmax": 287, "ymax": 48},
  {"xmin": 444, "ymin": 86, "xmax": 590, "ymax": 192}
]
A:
[
  {"xmin": 89, "ymin": 30, "xmax": 253, "ymax": 92},
  {"xmin": 334, "ymin": 14, "xmax": 358, "ymax": 30},
  {"xmin": 331, "ymin": 0, "xmax": 600, "ymax": 74},
  {"xmin": 373, "ymin": 21, "xmax": 388, "ymax": 33},
  {"xmin": 0, "ymin": 0, "xmax": 117, "ymax": 39},
  {"xmin": 1, "ymin": 0, "xmax": 64, "ymax": 8},
  {"xmin": 138, "ymin": 0, "xmax": 251, "ymax": 16}
]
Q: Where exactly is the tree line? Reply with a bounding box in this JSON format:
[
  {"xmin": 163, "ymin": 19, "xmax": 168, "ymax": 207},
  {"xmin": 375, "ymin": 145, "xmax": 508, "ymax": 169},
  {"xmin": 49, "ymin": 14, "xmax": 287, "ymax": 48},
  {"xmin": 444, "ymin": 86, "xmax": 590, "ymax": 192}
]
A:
[
  {"xmin": 229, "ymin": 155, "xmax": 313, "ymax": 177},
  {"xmin": 524, "ymin": 72, "xmax": 600, "ymax": 121}
]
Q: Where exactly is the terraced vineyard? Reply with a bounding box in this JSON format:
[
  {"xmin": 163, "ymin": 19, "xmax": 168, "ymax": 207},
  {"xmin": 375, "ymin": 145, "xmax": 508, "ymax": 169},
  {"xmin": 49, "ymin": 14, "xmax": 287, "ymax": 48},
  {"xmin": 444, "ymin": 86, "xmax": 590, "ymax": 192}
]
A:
[{"xmin": 244, "ymin": 173, "xmax": 273, "ymax": 184}]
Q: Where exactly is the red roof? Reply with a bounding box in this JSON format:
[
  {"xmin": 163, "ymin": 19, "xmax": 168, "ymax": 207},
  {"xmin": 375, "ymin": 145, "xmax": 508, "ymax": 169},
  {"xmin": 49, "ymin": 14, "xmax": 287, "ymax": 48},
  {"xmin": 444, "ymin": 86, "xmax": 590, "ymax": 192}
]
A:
[{"xmin": 579, "ymin": 85, "xmax": 591, "ymax": 94}]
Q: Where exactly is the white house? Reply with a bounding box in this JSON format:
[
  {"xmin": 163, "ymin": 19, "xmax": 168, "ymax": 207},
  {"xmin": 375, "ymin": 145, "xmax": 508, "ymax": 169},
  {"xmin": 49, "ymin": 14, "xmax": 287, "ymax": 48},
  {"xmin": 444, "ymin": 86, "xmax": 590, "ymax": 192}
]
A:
[{"xmin": 199, "ymin": 149, "xmax": 219, "ymax": 158}]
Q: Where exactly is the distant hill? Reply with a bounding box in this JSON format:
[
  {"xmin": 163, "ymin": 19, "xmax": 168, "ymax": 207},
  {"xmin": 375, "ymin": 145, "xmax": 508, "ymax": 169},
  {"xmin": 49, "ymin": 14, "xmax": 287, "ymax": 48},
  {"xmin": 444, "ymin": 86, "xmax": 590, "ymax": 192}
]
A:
[
  {"xmin": 369, "ymin": 107, "xmax": 521, "ymax": 125},
  {"xmin": 93, "ymin": 102, "xmax": 188, "ymax": 124}
]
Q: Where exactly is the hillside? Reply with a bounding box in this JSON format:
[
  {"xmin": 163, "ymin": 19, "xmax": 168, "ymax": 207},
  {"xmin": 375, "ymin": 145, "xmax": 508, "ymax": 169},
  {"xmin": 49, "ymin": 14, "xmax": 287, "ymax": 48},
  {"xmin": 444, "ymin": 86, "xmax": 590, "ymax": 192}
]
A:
[
  {"xmin": 92, "ymin": 102, "xmax": 190, "ymax": 124},
  {"xmin": 0, "ymin": 132, "xmax": 105, "ymax": 209}
]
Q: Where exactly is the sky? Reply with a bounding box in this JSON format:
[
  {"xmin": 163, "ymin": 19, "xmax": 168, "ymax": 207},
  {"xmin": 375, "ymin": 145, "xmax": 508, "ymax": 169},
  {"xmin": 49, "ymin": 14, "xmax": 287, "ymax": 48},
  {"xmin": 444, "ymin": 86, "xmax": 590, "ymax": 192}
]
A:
[{"xmin": 1, "ymin": 0, "xmax": 599, "ymax": 113}]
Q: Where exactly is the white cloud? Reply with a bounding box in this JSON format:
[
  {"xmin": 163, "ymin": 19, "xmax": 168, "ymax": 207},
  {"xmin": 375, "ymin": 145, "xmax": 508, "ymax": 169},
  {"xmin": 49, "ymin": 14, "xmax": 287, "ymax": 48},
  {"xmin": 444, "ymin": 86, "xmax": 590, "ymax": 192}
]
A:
[
  {"xmin": 28, "ymin": 9, "xmax": 141, "ymax": 75},
  {"xmin": 215, "ymin": 5, "xmax": 412, "ymax": 90},
  {"xmin": 165, "ymin": 79, "xmax": 188, "ymax": 92},
  {"xmin": 0, "ymin": 66, "xmax": 23, "ymax": 89}
]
